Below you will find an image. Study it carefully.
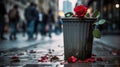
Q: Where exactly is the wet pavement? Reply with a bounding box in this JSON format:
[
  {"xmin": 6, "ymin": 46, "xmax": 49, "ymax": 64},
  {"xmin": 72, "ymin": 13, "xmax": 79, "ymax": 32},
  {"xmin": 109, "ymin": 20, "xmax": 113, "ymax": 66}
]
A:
[
  {"xmin": 0, "ymin": 33, "xmax": 120, "ymax": 67},
  {"xmin": 95, "ymin": 35, "xmax": 120, "ymax": 50}
]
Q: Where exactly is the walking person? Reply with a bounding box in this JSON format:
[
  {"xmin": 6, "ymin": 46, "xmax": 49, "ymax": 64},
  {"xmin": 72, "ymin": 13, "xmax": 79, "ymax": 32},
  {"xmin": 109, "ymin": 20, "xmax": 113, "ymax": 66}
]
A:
[
  {"xmin": 24, "ymin": 2, "xmax": 39, "ymax": 40},
  {"xmin": 0, "ymin": 2, "xmax": 7, "ymax": 40},
  {"xmin": 47, "ymin": 9, "xmax": 55, "ymax": 38},
  {"xmin": 8, "ymin": 4, "xmax": 20, "ymax": 40},
  {"xmin": 33, "ymin": 6, "xmax": 39, "ymax": 39},
  {"xmin": 39, "ymin": 9, "xmax": 48, "ymax": 39},
  {"xmin": 55, "ymin": 16, "xmax": 63, "ymax": 35}
]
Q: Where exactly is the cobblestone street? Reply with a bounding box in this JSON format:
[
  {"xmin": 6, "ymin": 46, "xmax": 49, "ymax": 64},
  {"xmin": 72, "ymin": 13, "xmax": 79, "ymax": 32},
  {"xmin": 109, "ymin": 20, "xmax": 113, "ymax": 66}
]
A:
[{"xmin": 0, "ymin": 33, "xmax": 120, "ymax": 67}]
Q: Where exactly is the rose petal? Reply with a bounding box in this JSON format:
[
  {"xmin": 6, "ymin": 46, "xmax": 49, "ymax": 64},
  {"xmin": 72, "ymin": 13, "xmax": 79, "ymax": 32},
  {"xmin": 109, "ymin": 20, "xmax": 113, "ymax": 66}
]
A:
[{"xmin": 68, "ymin": 56, "xmax": 77, "ymax": 63}]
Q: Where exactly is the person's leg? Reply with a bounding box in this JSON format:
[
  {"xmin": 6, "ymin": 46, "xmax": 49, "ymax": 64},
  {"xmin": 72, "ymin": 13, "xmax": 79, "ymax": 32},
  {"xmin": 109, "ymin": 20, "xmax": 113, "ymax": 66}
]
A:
[
  {"xmin": 40, "ymin": 23, "xmax": 45, "ymax": 36},
  {"xmin": 22, "ymin": 22, "xmax": 26, "ymax": 37},
  {"xmin": 40, "ymin": 23, "xmax": 47, "ymax": 40},
  {"xmin": 9, "ymin": 23, "xmax": 14, "ymax": 40},
  {"xmin": 48, "ymin": 24, "xmax": 52, "ymax": 38},
  {"xmin": 0, "ymin": 23, "xmax": 7, "ymax": 40},
  {"xmin": 13, "ymin": 23, "xmax": 17, "ymax": 40},
  {"xmin": 27, "ymin": 20, "xmax": 35, "ymax": 40},
  {"xmin": 27, "ymin": 22, "xmax": 30, "ymax": 39},
  {"xmin": 34, "ymin": 21, "xmax": 38, "ymax": 39},
  {"xmin": 55, "ymin": 26, "xmax": 61, "ymax": 35}
]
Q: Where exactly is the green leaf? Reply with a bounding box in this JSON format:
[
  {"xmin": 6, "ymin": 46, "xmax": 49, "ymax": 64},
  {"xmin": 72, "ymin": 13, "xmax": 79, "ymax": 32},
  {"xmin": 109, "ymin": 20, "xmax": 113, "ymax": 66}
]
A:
[
  {"xmin": 65, "ymin": 12, "xmax": 73, "ymax": 17},
  {"xmin": 92, "ymin": 10, "xmax": 100, "ymax": 18},
  {"xmin": 94, "ymin": 19, "xmax": 106, "ymax": 25},
  {"xmin": 93, "ymin": 29, "xmax": 101, "ymax": 38},
  {"xmin": 94, "ymin": 21, "xmax": 99, "ymax": 25},
  {"xmin": 98, "ymin": 19, "xmax": 106, "ymax": 25},
  {"xmin": 85, "ymin": 13, "xmax": 90, "ymax": 18}
]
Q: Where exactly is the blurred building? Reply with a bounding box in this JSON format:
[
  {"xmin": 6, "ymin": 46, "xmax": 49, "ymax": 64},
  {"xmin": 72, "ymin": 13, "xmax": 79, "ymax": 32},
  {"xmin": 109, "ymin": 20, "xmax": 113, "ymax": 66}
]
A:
[
  {"xmin": 63, "ymin": 0, "xmax": 72, "ymax": 13},
  {"xmin": 36, "ymin": 0, "xmax": 58, "ymax": 22},
  {"xmin": 58, "ymin": 0, "xmax": 77, "ymax": 17},
  {"xmin": 1, "ymin": 0, "xmax": 119, "ymax": 34},
  {"xmin": 83, "ymin": 0, "xmax": 120, "ymax": 34},
  {"xmin": 75, "ymin": 0, "xmax": 82, "ymax": 6}
]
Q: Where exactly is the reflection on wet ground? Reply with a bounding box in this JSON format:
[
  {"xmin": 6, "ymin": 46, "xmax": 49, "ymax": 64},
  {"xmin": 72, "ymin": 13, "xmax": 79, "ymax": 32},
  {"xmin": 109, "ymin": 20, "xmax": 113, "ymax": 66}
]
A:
[{"xmin": 0, "ymin": 40, "xmax": 120, "ymax": 67}]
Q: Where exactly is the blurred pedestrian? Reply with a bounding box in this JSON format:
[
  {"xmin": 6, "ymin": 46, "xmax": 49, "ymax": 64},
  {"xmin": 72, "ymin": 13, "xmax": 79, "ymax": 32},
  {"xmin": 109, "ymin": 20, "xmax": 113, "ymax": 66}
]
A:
[
  {"xmin": 40, "ymin": 9, "xmax": 48, "ymax": 39},
  {"xmin": 47, "ymin": 9, "xmax": 55, "ymax": 38},
  {"xmin": 34, "ymin": 6, "xmax": 39, "ymax": 39},
  {"xmin": 8, "ymin": 4, "xmax": 20, "ymax": 40},
  {"xmin": 24, "ymin": 2, "xmax": 39, "ymax": 40},
  {"xmin": 55, "ymin": 16, "xmax": 63, "ymax": 35},
  {"xmin": 0, "ymin": 2, "xmax": 7, "ymax": 40}
]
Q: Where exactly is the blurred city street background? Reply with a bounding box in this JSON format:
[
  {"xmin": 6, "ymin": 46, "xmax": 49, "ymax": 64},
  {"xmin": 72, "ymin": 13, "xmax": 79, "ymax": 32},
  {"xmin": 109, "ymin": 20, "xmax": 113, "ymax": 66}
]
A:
[{"xmin": 0, "ymin": 0, "xmax": 120, "ymax": 67}]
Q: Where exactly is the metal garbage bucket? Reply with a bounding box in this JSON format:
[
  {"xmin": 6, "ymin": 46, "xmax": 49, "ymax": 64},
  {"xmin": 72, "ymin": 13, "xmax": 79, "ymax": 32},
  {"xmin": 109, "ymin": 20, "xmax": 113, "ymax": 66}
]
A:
[{"xmin": 62, "ymin": 17, "xmax": 96, "ymax": 60}]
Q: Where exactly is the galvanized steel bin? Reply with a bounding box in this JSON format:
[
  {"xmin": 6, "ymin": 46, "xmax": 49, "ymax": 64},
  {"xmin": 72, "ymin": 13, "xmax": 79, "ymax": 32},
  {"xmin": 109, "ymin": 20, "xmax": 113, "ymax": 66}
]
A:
[{"xmin": 62, "ymin": 17, "xmax": 96, "ymax": 60}]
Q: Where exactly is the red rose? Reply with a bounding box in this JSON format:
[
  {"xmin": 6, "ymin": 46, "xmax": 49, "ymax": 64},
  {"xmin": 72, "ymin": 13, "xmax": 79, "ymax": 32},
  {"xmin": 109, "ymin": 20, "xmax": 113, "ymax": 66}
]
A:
[
  {"xmin": 68, "ymin": 56, "xmax": 77, "ymax": 63},
  {"xmin": 74, "ymin": 5, "xmax": 87, "ymax": 18}
]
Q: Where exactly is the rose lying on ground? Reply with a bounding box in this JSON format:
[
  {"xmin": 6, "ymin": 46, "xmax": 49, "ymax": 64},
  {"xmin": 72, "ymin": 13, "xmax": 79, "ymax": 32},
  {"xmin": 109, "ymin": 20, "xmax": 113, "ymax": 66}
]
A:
[
  {"xmin": 67, "ymin": 56, "xmax": 107, "ymax": 63},
  {"xmin": 68, "ymin": 56, "xmax": 77, "ymax": 63}
]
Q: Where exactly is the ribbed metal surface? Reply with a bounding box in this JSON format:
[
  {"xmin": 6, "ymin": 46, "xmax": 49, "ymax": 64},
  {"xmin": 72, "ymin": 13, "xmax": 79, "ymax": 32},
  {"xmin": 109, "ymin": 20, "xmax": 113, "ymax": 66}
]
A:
[{"xmin": 62, "ymin": 18, "xmax": 96, "ymax": 60}]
